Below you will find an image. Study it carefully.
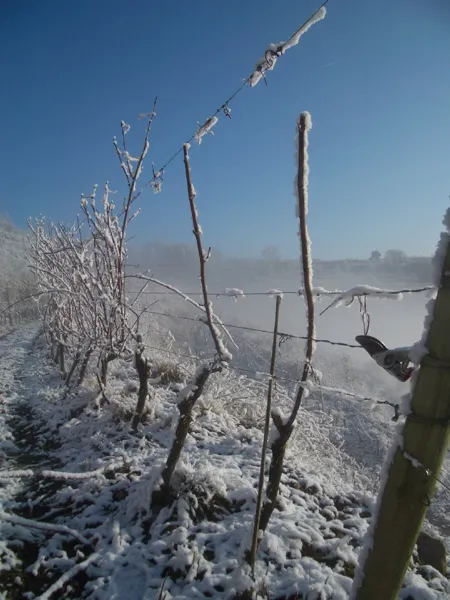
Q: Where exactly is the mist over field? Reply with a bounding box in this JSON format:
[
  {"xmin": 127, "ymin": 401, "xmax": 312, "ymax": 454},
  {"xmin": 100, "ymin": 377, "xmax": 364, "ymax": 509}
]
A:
[
  {"xmin": 125, "ymin": 242, "xmax": 450, "ymax": 536},
  {"xmin": 128, "ymin": 240, "xmax": 432, "ymax": 377}
]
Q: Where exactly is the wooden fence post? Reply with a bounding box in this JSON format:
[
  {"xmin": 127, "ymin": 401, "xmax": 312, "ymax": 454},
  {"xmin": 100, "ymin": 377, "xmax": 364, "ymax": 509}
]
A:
[{"xmin": 351, "ymin": 216, "xmax": 450, "ymax": 600}]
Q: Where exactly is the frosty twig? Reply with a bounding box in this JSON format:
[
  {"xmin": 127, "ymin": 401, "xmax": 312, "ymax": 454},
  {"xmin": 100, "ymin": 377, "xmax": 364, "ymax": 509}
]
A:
[
  {"xmin": 182, "ymin": 143, "xmax": 230, "ymax": 365},
  {"xmin": 35, "ymin": 552, "xmax": 100, "ymax": 600},
  {"xmin": 248, "ymin": 294, "xmax": 282, "ymax": 575},
  {"xmin": 0, "ymin": 511, "xmax": 93, "ymax": 546},
  {"xmin": 130, "ymin": 274, "xmax": 237, "ymax": 349},
  {"xmin": 28, "ymin": 109, "xmax": 158, "ymax": 392},
  {"xmin": 156, "ymin": 144, "xmax": 231, "ymax": 501},
  {"xmin": 258, "ymin": 112, "xmax": 316, "ymax": 539}
]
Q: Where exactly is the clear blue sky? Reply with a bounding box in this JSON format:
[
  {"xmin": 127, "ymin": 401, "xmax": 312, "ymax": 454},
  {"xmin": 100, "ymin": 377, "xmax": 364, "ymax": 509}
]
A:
[{"xmin": 1, "ymin": 0, "xmax": 449, "ymax": 259}]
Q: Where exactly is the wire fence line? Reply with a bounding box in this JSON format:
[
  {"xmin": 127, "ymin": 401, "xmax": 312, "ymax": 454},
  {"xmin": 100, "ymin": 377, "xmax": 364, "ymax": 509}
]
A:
[
  {"xmin": 138, "ymin": 308, "xmax": 363, "ymax": 349},
  {"xmin": 143, "ymin": 342, "xmax": 401, "ymax": 416},
  {"xmin": 142, "ymin": 0, "xmax": 330, "ymax": 194},
  {"xmin": 145, "ymin": 341, "xmax": 323, "ymax": 385},
  {"xmin": 1, "ymin": 284, "xmax": 434, "ymax": 320},
  {"xmin": 129, "ymin": 285, "xmax": 435, "ymax": 298},
  {"xmin": 125, "ymin": 281, "xmax": 435, "ymax": 355}
]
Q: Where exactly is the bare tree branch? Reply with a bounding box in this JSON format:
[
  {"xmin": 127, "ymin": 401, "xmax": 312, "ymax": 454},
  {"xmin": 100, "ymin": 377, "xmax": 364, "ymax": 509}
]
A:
[
  {"xmin": 248, "ymin": 294, "xmax": 282, "ymax": 574},
  {"xmin": 258, "ymin": 111, "xmax": 316, "ymax": 539}
]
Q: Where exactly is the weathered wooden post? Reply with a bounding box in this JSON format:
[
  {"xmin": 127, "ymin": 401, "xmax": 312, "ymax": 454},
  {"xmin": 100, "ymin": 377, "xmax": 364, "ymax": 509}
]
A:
[{"xmin": 351, "ymin": 208, "xmax": 450, "ymax": 600}]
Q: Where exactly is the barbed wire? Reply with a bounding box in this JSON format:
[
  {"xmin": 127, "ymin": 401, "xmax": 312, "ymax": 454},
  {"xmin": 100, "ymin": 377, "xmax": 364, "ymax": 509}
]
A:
[
  {"xmin": 142, "ymin": 77, "xmax": 249, "ymax": 192},
  {"xmin": 2, "ymin": 285, "xmax": 434, "ymax": 319},
  {"xmin": 129, "ymin": 285, "xmax": 434, "ymax": 298},
  {"xmin": 403, "ymin": 452, "xmax": 450, "ymax": 497},
  {"xmin": 140, "ymin": 0, "xmax": 330, "ymax": 193},
  {"xmin": 144, "ymin": 342, "xmax": 401, "ymax": 416},
  {"xmin": 145, "ymin": 341, "xmax": 312, "ymax": 383},
  {"xmin": 141, "ymin": 308, "xmax": 362, "ymax": 348}
]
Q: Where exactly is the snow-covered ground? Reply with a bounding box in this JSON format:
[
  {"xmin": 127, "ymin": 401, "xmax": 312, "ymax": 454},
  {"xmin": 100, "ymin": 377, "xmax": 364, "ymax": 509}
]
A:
[{"xmin": 0, "ymin": 326, "xmax": 449, "ymax": 599}]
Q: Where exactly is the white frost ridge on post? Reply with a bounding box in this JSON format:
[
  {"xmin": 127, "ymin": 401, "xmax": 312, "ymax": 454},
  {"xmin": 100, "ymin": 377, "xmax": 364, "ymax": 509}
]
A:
[
  {"xmin": 295, "ymin": 112, "xmax": 316, "ymax": 353},
  {"xmin": 349, "ymin": 204, "xmax": 450, "ymax": 600},
  {"xmin": 249, "ymin": 6, "xmax": 327, "ymax": 87},
  {"xmin": 409, "ymin": 208, "xmax": 450, "ymax": 366},
  {"xmin": 295, "ymin": 112, "xmax": 312, "ymax": 217}
]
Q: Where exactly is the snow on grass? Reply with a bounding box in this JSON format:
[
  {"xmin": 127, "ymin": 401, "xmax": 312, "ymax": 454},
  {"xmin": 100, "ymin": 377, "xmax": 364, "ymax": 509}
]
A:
[
  {"xmin": 0, "ymin": 325, "xmax": 41, "ymax": 502},
  {"xmin": 0, "ymin": 327, "xmax": 448, "ymax": 599}
]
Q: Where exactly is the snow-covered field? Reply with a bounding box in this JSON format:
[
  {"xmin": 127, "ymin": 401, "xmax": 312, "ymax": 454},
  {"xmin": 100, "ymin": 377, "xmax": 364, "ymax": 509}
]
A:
[{"xmin": 1, "ymin": 324, "xmax": 449, "ymax": 599}]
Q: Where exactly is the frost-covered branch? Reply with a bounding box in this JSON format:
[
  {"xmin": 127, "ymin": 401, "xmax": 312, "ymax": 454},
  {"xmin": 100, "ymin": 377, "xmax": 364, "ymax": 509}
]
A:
[
  {"xmin": 131, "ymin": 334, "xmax": 153, "ymax": 431},
  {"xmin": 248, "ymin": 294, "xmax": 282, "ymax": 574},
  {"xmin": 258, "ymin": 112, "xmax": 316, "ymax": 540},
  {"xmin": 28, "ymin": 110, "xmax": 158, "ymax": 389},
  {"xmin": 182, "ymin": 142, "xmax": 231, "ymax": 365},
  {"xmin": 0, "ymin": 510, "xmax": 93, "ymax": 546},
  {"xmin": 35, "ymin": 552, "xmax": 100, "ymax": 600},
  {"xmin": 154, "ymin": 144, "xmax": 233, "ymax": 500},
  {"xmin": 130, "ymin": 274, "xmax": 237, "ymax": 349},
  {"xmin": 0, "ymin": 461, "xmax": 123, "ymax": 481}
]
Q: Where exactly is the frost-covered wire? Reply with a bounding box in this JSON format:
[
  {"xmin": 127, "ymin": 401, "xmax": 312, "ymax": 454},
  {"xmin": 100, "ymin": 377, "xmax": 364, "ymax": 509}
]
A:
[
  {"xmin": 132, "ymin": 285, "xmax": 434, "ymax": 299},
  {"xmin": 131, "ymin": 274, "xmax": 237, "ymax": 350},
  {"xmin": 195, "ymin": 116, "xmax": 219, "ymax": 145},
  {"xmin": 319, "ymin": 284, "xmax": 414, "ymax": 316},
  {"xmin": 132, "ymin": 308, "xmax": 362, "ymax": 348},
  {"xmin": 143, "ymin": 1, "xmax": 329, "ymax": 192},
  {"xmin": 2, "ymin": 283, "xmax": 433, "ymax": 323},
  {"xmin": 249, "ymin": 4, "xmax": 327, "ymax": 87},
  {"xmin": 136, "ymin": 342, "xmax": 391, "ymax": 413}
]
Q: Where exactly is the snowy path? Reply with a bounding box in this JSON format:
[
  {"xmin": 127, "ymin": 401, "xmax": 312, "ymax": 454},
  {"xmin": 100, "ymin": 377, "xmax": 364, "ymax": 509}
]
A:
[
  {"xmin": 0, "ymin": 324, "xmax": 42, "ymax": 473},
  {"xmin": 0, "ymin": 324, "xmax": 62, "ymax": 475}
]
